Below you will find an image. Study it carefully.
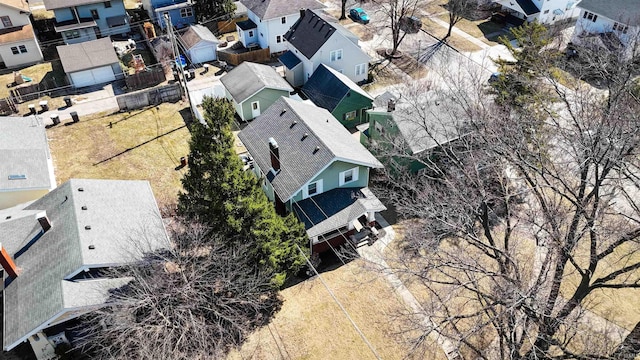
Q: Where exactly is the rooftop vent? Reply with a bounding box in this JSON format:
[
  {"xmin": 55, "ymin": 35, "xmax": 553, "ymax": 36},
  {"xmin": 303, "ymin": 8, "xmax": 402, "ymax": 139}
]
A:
[
  {"xmin": 8, "ymin": 174, "xmax": 26, "ymax": 180},
  {"xmin": 281, "ymin": 109, "xmax": 288, "ymax": 117},
  {"xmin": 88, "ymin": 245, "xmax": 95, "ymax": 250},
  {"xmin": 5, "ymin": 216, "xmax": 11, "ymax": 220},
  {"xmin": 313, "ymin": 146, "xmax": 320, "ymax": 154},
  {"xmin": 78, "ymin": 187, "xmax": 84, "ymax": 192},
  {"xmin": 302, "ymin": 133, "xmax": 308, "ymax": 140},
  {"xmin": 85, "ymin": 225, "xmax": 91, "ymax": 230},
  {"xmin": 36, "ymin": 212, "xmax": 51, "ymax": 233},
  {"xmin": 290, "ymin": 120, "xmax": 297, "ymax": 129},
  {"xmin": 81, "ymin": 206, "xmax": 87, "ymax": 210}
]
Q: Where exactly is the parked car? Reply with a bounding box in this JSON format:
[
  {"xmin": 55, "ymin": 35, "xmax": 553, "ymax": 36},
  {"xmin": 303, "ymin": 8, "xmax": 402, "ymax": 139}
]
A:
[{"xmin": 350, "ymin": 8, "xmax": 370, "ymax": 24}]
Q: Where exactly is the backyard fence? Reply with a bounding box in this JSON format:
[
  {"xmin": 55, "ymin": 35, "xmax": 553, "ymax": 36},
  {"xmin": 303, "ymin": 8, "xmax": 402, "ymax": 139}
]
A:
[
  {"xmin": 217, "ymin": 47, "xmax": 270, "ymax": 66},
  {"xmin": 125, "ymin": 68, "xmax": 166, "ymax": 90},
  {"xmin": 217, "ymin": 17, "xmax": 247, "ymax": 34},
  {"xmin": 116, "ymin": 83, "xmax": 181, "ymax": 111}
]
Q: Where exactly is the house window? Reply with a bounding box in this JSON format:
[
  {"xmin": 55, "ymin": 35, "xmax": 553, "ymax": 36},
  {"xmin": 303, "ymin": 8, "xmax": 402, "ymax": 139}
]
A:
[
  {"xmin": 91, "ymin": 9, "xmax": 99, "ymax": 19},
  {"xmin": 374, "ymin": 121, "xmax": 384, "ymax": 134},
  {"xmin": 104, "ymin": 1, "xmax": 111, "ymax": 7},
  {"xmin": 330, "ymin": 49, "xmax": 343, "ymax": 62},
  {"xmin": 304, "ymin": 179, "xmax": 323, "ymax": 198},
  {"xmin": 281, "ymin": 16, "xmax": 286, "ymax": 24},
  {"xmin": 276, "ymin": 35, "xmax": 282, "ymax": 43},
  {"xmin": 251, "ymin": 101, "xmax": 259, "ymax": 110},
  {"xmin": 1, "ymin": 16, "xmax": 12, "ymax": 27},
  {"xmin": 66, "ymin": 30, "xmax": 81, "ymax": 39},
  {"xmin": 10, "ymin": 46, "xmax": 19, "ymax": 55},
  {"xmin": 344, "ymin": 110, "xmax": 357, "ymax": 121},
  {"xmin": 355, "ymin": 63, "xmax": 366, "ymax": 76},
  {"xmin": 181, "ymin": 7, "xmax": 193, "ymax": 18},
  {"xmin": 543, "ymin": 9, "xmax": 549, "ymax": 14},
  {"xmin": 583, "ymin": 11, "xmax": 597, "ymax": 22},
  {"xmin": 339, "ymin": 167, "xmax": 359, "ymax": 186},
  {"xmin": 613, "ymin": 22, "xmax": 628, "ymax": 34},
  {"xmin": 248, "ymin": 30, "xmax": 254, "ymax": 37},
  {"xmin": 19, "ymin": 45, "xmax": 27, "ymax": 53}
]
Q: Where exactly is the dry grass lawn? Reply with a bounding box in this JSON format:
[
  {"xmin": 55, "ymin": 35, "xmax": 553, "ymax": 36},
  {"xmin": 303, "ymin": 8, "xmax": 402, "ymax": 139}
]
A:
[
  {"xmin": 228, "ymin": 259, "xmax": 447, "ymax": 360},
  {"xmin": 0, "ymin": 63, "xmax": 59, "ymax": 98},
  {"xmin": 420, "ymin": 18, "xmax": 482, "ymax": 52},
  {"xmin": 47, "ymin": 103, "xmax": 191, "ymax": 211}
]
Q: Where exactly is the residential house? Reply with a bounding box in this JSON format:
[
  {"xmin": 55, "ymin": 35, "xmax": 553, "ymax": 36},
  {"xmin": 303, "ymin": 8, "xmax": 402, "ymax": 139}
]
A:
[
  {"xmin": 236, "ymin": 0, "xmax": 324, "ymax": 54},
  {"xmin": 0, "ymin": 179, "xmax": 169, "ymax": 355},
  {"xmin": 571, "ymin": 0, "xmax": 640, "ymax": 57},
  {"xmin": 364, "ymin": 92, "xmax": 467, "ymax": 173},
  {"xmin": 179, "ymin": 24, "xmax": 219, "ymax": 64},
  {"xmin": 0, "ymin": 0, "xmax": 44, "ymax": 68},
  {"xmin": 0, "ymin": 116, "xmax": 56, "ymax": 210},
  {"xmin": 302, "ymin": 64, "xmax": 373, "ymax": 128},
  {"xmin": 494, "ymin": 0, "xmax": 581, "ymax": 25},
  {"xmin": 44, "ymin": 0, "xmax": 130, "ymax": 44},
  {"xmin": 238, "ymin": 97, "xmax": 385, "ymax": 253},
  {"xmin": 281, "ymin": 9, "xmax": 370, "ymax": 87},
  {"xmin": 141, "ymin": 0, "xmax": 195, "ymax": 29},
  {"xmin": 220, "ymin": 62, "xmax": 293, "ymax": 121},
  {"xmin": 57, "ymin": 37, "xmax": 123, "ymax": 88}
]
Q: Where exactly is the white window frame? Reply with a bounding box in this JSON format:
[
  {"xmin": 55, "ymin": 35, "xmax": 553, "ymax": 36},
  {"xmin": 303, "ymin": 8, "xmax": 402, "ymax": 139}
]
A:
[
  {"xmin": 67, "ymin": 30, "xmax": 81, "ymax": 39},
  {"xmin": 374, "ymin": 121, "xmax": 384, "ymax": 134},
  {"xmin": 18, "ymin": 45, "xmax": 27, "ymax": 53},
  {"xmin": 339, "ymin": 167, "xmax": 359, "ymax": 186},
  {"xmin": 543, "ymin": 9, "xmax": 549, "ymax": 14},
  {"xmin": 303, "ymin": 179, "xmax": 323, "ymax": 198},
  {"xmin": 276, "ymin": 35, "xmax": 282, "ymax": 43},
  {"xmin": 583, "ymin": 11, "xmax": 597, "ymax": 22},
  {"xmin": 281, "ymin": 16, "xmax": 286, "ymax": 24},
  {"xmin": 248, "ymin": 30, "xmax": 254, "ymax": 37},
  {"xmin": 613, "ymin": 22, "xmax": 628, "ymax": 34},
  {"xmin": 344, "ymin": 110, "xmax": 357, "ymax": 121},
  {"xmin": 1, "ymin": 16, "xmax": 12, "ymax": 28},
  {"xmin": 355, "ymin": 63, "xmax": 366, "ymax": 76},
  {"xmin": 330, "ymin": 49, "xmax": 343, "ymax": 62},
  {"xmin": 10, "ymin": 46, "xmax": 19, "ymax": 55},
  {"xmin": 180, "ymin": 7, "xmax": 193, "ymax": 18}
]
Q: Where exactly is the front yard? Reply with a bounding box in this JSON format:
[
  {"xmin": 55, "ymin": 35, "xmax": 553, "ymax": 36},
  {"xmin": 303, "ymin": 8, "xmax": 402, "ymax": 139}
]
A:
[{"xmin": 47, "ymin": 103, "xmax": 192, "ymax": 211}]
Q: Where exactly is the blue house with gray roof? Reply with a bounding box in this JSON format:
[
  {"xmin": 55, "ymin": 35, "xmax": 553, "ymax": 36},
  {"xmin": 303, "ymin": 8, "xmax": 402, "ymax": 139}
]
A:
[
  {"xmin": 141, "ymin": 0, "xmax": 195, "ymax": 29},
  {"xmin": 0, "ymin": 179, "xmax": 168, "ymax": 354},
  {"xmin": 238, "ymin": 97, "xmax": 385, "ymax": 253}
]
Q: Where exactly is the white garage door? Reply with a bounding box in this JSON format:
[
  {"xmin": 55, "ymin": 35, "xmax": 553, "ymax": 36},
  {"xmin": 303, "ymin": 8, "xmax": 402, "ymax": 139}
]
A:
[
  {"xmin": 190, "ymin": 46, "xmax": 216, "ymax": 64},
  {"xmin": 70, "ymin": 66, "xmax": 116, "ymax": 88}
]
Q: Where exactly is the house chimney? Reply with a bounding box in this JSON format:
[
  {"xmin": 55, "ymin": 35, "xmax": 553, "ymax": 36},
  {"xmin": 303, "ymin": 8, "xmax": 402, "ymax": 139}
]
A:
[
  {"xmin": 300, "ymin": 8, "xmax": 306, "ymax": 19},
  {"xmin": 268, "ymin": 137, "xmax": 280, "ymax": 171},
  {"xmin": 36, "ymin": 212, "xmax": 51, "ymax": 233},
  {"xmin": 0, "ymin": 243, "xmax": 19, "ymax": 279},
  {"xmin": 387, "ymin": 99, "xmax": 396, "ymax": 112}
]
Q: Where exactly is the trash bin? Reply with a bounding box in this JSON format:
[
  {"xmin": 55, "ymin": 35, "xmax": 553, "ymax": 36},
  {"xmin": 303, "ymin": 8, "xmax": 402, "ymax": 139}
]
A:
[
  {"xmin": 50, "ymin": 114, "xmax": 60, "ymax": 125},
  {"xmin": 70, "ymin": 111, "xmax": 79, "ymax": 123},
  {"xmin": 63, "ymin": 96, "xmax": 72, "ymax": 107},
  {"xmin": 28, "ymin": 104, "xmax": 36, "ymax": 115},
  {"xmin": 39, "ymin": 100, "xmax": 48, "ymax": 112}
]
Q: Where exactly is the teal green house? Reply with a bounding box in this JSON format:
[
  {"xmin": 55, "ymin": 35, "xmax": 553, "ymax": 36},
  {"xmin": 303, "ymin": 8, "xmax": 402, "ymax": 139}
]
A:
[
  {"xmin": 301, "ymin": 64, "xmax": 374, "ymax": 129},
  {"xmin": 238, "ymin": 97, "xmax": 386, "ymax": 254},
  {"xmin": 221, "ymin": 62, "xmax": 294, "ymax": 121},
  {"xmin": 363, "ymin": 92, "xmax": 466, "ymax": 173}
]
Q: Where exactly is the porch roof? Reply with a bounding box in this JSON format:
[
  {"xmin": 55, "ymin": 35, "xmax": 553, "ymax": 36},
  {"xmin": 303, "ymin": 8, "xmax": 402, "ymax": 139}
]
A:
[
  {"xmin": 279, "ymin": 50, "xmax": 301, "ymax": 69},
  {"xmin": 237, "ymin": 19, "xmax": 257, "ymax": 30}
]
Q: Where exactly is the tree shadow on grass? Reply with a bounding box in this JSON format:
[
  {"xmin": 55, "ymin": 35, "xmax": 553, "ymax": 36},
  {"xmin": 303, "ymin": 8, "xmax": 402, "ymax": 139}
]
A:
[{"xmin": 93, "ymin": 125, "xmax": 187, "ymax": 165}]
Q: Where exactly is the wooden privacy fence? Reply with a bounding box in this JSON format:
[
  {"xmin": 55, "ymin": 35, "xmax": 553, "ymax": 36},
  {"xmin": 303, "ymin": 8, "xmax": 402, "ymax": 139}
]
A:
[
  {"xmin": 217, "ymin": 47, "xmax": 270, "ymax": 66},
  {"xmin": 125, "ymin": 68, "xmax": 166, "ymax": 90},
  {"xmin": 217, "ymin": 17, "xmax": 247, "ymax": 33}
]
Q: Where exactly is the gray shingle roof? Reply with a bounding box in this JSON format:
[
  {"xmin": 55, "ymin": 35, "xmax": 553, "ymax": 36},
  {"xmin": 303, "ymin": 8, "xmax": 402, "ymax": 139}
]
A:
[
  {"xmin": 1, "ymin": 179, "xmax": 169, "ymax": 351},
  {"xmin": 0, "ymin": 116, "xmax": 53, "ymax": 192},
  {"xmin": 220, "ymin": 62, "xmax": 293, "ymax": 103},
  {"xmin": 180, "ymin": 24, "xmax": 219, "ymax": 49},
  {"xmin": 240, "ymin": 0, "xmax": 323, "ymax": 20},
  {"xmin": 238, "ymin": 97, "xmax": 382, "ymax": 201},
  {"xmin": 285, "ymin": 9, "xmax": 356, "ymax": 59},
  {"xmin": 57, "ymin": 38, "xmax": 119, "ymax": 74},
  {"xmin": 43, "ymin": 0, "xmax": 103, "ymax": 10},
  {"xmin": 292, "ymin": 187, "xmax": 385, "ymax": 237},
  {"xmin": 302, "ymin": 64, "xmax": 372, "ymax": 112},
  {"xmin": 578, "ymin": 0, "xmax": 640, "ymax": 26}
]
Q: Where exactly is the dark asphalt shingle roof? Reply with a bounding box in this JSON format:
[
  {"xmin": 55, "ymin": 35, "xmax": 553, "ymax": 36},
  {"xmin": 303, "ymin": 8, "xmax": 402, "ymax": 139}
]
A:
[
  {"xmin": 0, "ymin": 117, "xmax": 53, "ymax": 192},
  {"xmin": 57, "ymin": 38, "xmax": 119, "ymax": 73},
  {"xmin": 238, "ymin": 97, "xmax": 382, "ymax": 201},
  {"xmin": 578, "ymin": 0, "xmax": 640, "ymax": 26},
  {"xmin": 279, "ymin": 50, "xmax": 302, "ymax": 69},
  {"xmin": 236, "ymin": 19, "xmax": 257, "ymax": 30},
  {"xmin": 240, "ymin": 0, "xmax": 323, "ymax": 20},
  {"xmin": 1, "ymin": 179, "xmax": 169, "ymax": 350},
  {"xmin": 220, "ymin": 62, "xmax": 293, "ymax": 103},
  {"xmin": 302, "ymin": 64, "xmax": 372, "ymax": 112},
  {"xmin": 292, "ymin": 187, "xmax": 385, "ymax": 237},
  {"xmin": 284, "ymin": 9, "xmax": 356, "ymax": 59},
  {"xmin": 515, "ymin": 0, "xmax": 539, "ymax": 16}
]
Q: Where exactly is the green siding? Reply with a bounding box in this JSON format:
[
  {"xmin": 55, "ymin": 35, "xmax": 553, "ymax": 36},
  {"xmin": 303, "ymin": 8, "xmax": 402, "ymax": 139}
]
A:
[
  {"xmin": 290, "ymin": 160, "xmax": 370, "ymax": 203},
  {"xmin": 331, "ymin": 90, "xmax": 373, "ymax": 129},
  {"xmin": 367, "ymin": 111, "xmax": 426, "ymax": 173},
  {"xmin": 240, "ymin": 89, "xmax": 290, "ymax": 120}
]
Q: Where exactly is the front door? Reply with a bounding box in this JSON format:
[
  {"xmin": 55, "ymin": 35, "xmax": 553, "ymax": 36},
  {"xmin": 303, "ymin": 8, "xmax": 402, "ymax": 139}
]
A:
[{"xmin": 251, "ymin": 101, "xmax": 260, "ymax": 118}]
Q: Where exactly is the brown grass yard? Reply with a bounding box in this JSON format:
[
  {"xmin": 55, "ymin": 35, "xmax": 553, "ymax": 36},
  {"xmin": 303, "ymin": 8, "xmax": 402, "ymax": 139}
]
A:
[
  {"xmin": 0, "ymin": 62, "xmax": 66, "ymax": 98},
  {"xmin": 47, "ymin": 103, "xmax": 191, "ymax": 211},
  {"xmin": 228, "ymin": 259, "xmax": 447, "ymax": 360},
  {"xmin": 420, "ymin": 17, "xmax": 482, "ymax": 52}
]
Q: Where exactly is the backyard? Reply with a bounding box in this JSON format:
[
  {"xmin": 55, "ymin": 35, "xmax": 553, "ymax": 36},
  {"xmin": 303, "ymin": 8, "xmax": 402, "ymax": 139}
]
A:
[{"xmin": 47, "ymin": 103, "xmax": 192, "ymax": 212}]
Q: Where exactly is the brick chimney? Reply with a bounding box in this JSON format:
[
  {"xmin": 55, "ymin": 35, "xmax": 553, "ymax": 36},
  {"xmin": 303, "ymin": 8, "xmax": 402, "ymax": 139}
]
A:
[
  {"xmin": 300, "ymin": 8, "xmax": 306, "ymax": 19},
  {"xmin": 37, "ymin": 212, "xmax": 51, "ymax": 233},
  {"xmin": 0, "ymin": 243, "xmax": 19, "ymax": 279},
  {"xmin": 268, "ymin": 137, "xmax": 280, "ymax": 172},
  {"xmin": 387, "ymin": 99, "xmax": 396, "ymax": 112}
]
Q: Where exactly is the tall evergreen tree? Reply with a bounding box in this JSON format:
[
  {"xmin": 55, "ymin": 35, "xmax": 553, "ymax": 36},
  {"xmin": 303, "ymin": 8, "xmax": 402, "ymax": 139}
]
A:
[
  {"xmin": 192, "ymin": 0, "xmax": 236, "ymax": 23},
  {"xmin": 178, "ymin": 97, "xmax": 307, "ymax": 286}
]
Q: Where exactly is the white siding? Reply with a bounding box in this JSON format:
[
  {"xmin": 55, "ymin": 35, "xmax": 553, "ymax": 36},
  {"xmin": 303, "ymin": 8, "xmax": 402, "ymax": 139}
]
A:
[
  {"xmin": 0, "ymin": 39, "xmax": 43, "ymax": 68},
  {"xmin": 70, "ymin": 66, "xmax": 116, "ymax": 87}
]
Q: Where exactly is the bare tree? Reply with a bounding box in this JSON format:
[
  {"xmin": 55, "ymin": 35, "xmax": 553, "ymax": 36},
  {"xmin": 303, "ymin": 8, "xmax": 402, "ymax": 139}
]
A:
[
  {"xmin": 444, "ymin": 0, "xmax": 476, "ymax": 40},
  {"xmin": 375, "ymin": 0, "xmax": 423, "ymax": 56},
  {"xmin": 370, "ymin": 25, "xmax": 640, "ymax": 359},
  {"xmin": 77, "ymin": 221, "xmax": 280, "ymax": 359}
]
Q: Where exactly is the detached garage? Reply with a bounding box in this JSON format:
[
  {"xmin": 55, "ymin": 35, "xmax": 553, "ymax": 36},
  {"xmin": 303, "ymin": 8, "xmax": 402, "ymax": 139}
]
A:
[
  {"xmin": 57, "ymin": 38, "xmax": 123, "ymax": 88},
  {"xmin": 180, "ymin": 25, "xmax": 219, "ymax": 64}
]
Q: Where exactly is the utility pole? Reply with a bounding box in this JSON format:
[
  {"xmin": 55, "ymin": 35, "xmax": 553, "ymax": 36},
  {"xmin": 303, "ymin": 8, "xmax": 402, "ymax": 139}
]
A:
[{"xmin": 164, "ymin": 13, "xmax": 195, "ymax": 119}]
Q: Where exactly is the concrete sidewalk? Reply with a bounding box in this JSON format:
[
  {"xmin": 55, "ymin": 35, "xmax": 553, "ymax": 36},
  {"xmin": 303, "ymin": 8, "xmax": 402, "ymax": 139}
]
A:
[{"xmin": 37, "ymin": 85, "xmax": 119, "ymax": 126}]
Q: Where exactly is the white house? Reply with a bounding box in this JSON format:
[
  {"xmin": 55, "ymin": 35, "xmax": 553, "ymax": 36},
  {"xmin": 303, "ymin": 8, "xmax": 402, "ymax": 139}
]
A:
[
  {"xmin": 237, "ymin": 0, "xmax": 324, "ymax": 54},
  {"xmin": 57, "ymin": 38, "xmax": 123, "ymax": 88},
  {"xmin": 281, "ymin": 9, "xmax": 370, "ymax": 87},
  {"xmin": 0, "ymin": 0, "xmax": 44, "ymax": 68},
  {"xmin": 571, "ymin": 0, "xmax": 640, "ymax": 56},
  {"xmin": 494, "ymin": 0, "xmax": 581, "ymax": 24},
  {"xmin": 179, "ymin": 24, "xmax": 219, "ymax": 64}
]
